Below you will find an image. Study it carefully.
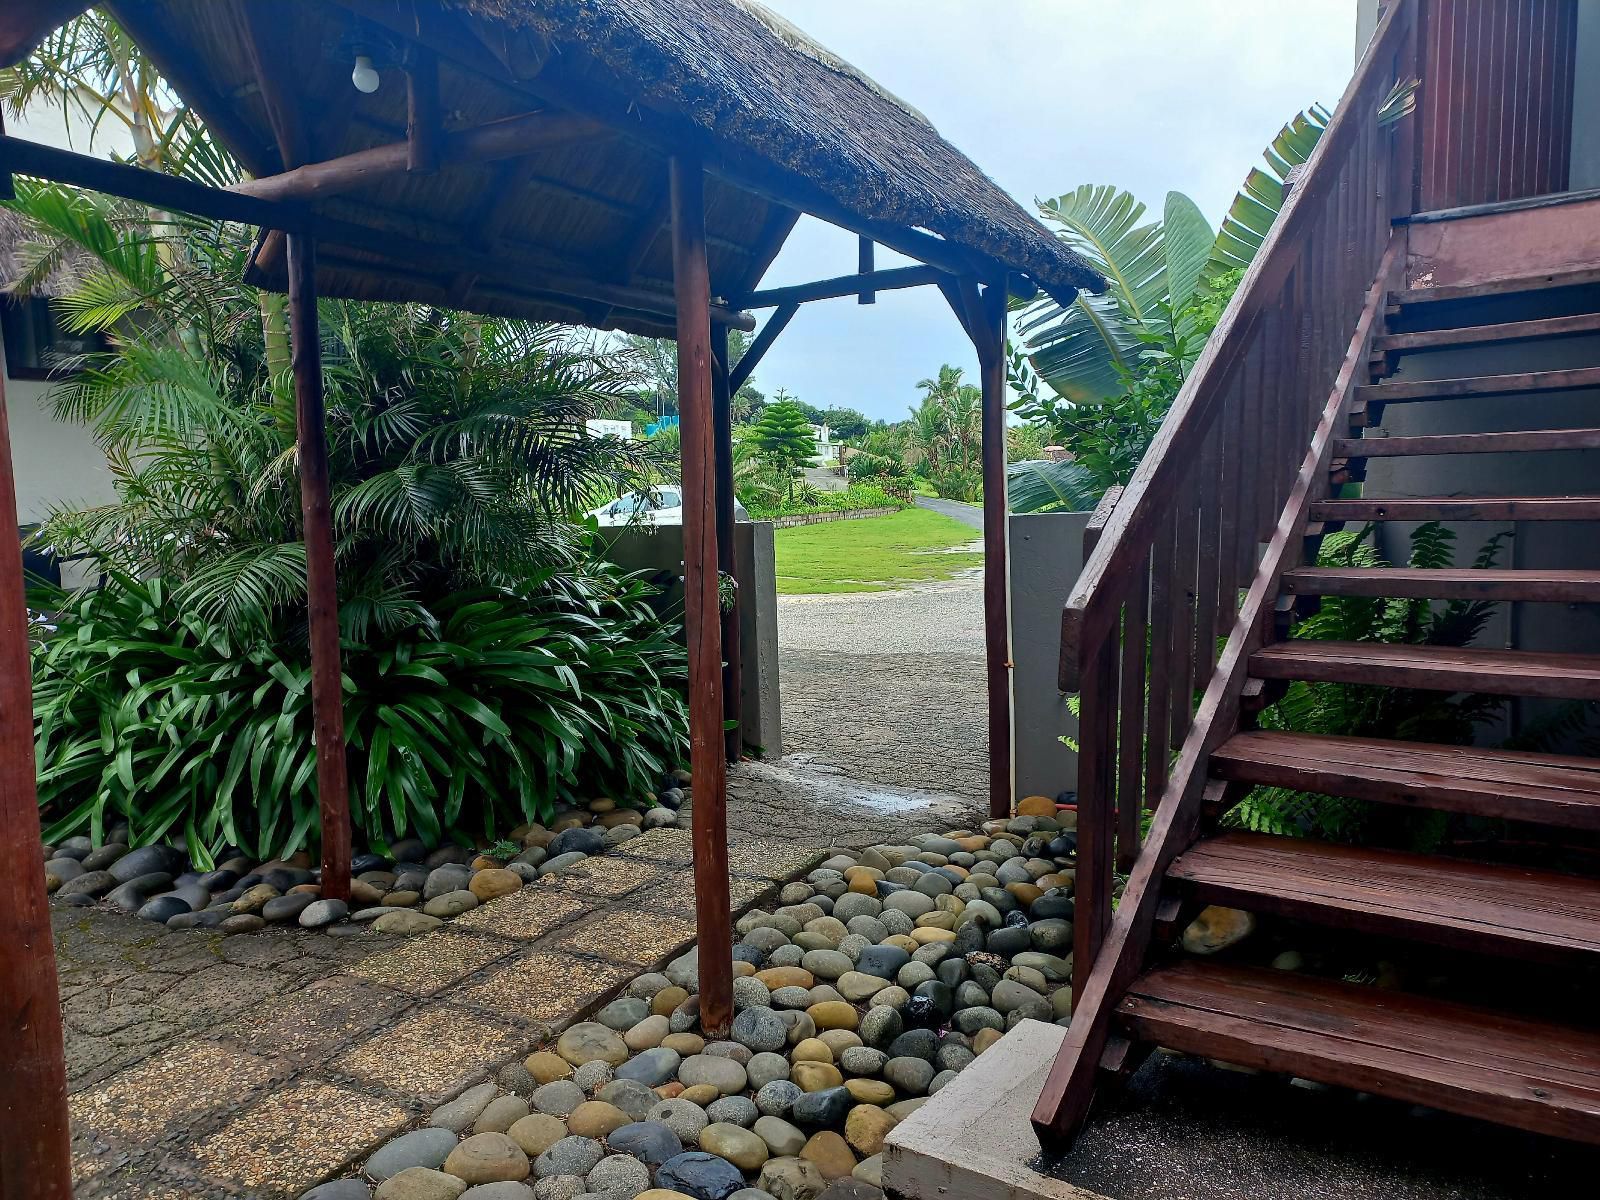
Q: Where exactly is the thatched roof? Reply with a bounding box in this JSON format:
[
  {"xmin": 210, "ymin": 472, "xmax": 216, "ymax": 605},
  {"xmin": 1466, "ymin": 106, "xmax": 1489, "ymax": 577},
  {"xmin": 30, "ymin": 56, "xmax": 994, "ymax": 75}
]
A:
[
  {"xmin": 450, "ymin": 0, "xmax": 1103, "ymax": 300},
  {"xmin": 0, "ymin": 209, "xmax": 94, "ymax": 298},
  {"xmin": 5, "ymin": 0, "xmax": 1102, "ymax": 335}
]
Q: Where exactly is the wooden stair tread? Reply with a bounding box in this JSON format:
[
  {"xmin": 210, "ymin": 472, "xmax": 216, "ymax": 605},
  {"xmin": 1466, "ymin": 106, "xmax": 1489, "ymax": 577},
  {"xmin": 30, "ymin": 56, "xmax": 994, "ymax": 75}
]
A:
[
  {"xmin": 1334, "ymin": 428, "xmax": 1600, "ymax": 457},
  {"xmin": 1389, "ymin": 266, "xmax": 1600, "ymax": 307},
  {"xmin": 1249, "ymin": 640, "xmax": 1600, "ymax": 700},
  {"xmin": 1355, "ymin": 366, "xmax": 1600, "ymax": 404},
  {"xmin": 1309, "ymin": 496, "xmax": 1600, "ymax": 522},
  {"xmin": 1211, "ymin": 731, "xmax": 1600, "ymax": 829},
  {"xmin": 1372, "ymin": 312, "xmax": 1600, "ymax": 355},
  {"xmin": 1117, "ymin": 961, "xmax": 1600, "ymax": 1144},
  {"xmin": 1167, "ymin": 831, "xmax": 1600, "ymax": 963},
  {"xmin": 1281, "ymin": 566, "xmax": 1600, "ymax": 602}
]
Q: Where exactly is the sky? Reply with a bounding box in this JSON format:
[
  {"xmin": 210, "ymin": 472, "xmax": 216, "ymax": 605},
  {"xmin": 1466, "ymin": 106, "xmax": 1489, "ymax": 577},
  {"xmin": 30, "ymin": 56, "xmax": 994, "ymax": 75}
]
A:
[{"xmin": 745, "ymin": 0, "xmax": 1360, "ymax": 424}]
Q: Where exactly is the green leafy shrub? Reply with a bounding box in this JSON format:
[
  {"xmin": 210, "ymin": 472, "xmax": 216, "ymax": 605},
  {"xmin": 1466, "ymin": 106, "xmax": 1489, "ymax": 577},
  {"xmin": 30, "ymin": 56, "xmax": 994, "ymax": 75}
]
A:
[
  {"xmin": 743, "ymin": 483, "xmax": 907, "ymax": 520},
  {"xmin": 1227, "ymin": 522, "xmax": 1507, "ymax": 847},
  {"xmin": 32, "ymin": 564, "xmax": 687, "ymax": 865}
]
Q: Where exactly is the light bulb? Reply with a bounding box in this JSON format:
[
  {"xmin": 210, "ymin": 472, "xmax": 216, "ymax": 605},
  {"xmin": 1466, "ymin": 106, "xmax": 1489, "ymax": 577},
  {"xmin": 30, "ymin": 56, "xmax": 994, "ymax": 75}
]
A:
[{"xmin": 351, "ymin": 54, "xmax": 380, "ymax": 94}]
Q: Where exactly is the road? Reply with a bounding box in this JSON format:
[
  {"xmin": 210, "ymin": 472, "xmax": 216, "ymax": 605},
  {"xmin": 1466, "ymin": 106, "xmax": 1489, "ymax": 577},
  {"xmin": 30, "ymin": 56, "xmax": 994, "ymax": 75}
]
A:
[{"xmin": 914, "ymin": 494, "xmax": 983, "ymax": 529}]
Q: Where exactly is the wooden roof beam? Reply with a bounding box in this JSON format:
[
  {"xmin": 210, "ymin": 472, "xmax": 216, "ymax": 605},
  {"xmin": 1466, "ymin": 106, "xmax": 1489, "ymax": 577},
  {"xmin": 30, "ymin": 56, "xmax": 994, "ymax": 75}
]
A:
[
  {"xmin": 229, "ymin": 109, "xmax": 609, "ymax": 204},
  {"xmin": 235, "ymin": 0, "xmax": 308, "ymax": 168},
  {"xmin": 732, "ymin": 264, "xmax": 950, "ymax": 309},
  {"xmin": 0, "ymin": 0, "xmax": 92, "ymax": 69}
]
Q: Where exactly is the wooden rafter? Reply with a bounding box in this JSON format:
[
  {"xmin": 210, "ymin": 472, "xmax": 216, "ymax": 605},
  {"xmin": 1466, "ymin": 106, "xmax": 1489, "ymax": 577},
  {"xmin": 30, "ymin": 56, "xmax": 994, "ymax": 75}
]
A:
[{"xmin": 229, "ymin": 109, "xmax": 607, "ymax": 204}]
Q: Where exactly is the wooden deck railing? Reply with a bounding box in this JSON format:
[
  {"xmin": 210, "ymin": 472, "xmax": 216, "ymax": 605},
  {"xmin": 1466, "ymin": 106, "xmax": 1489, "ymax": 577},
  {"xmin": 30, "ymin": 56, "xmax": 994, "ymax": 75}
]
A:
[{"xmin": 1060, "ymin": 0, "xmax": 1421, "ymax": 996}]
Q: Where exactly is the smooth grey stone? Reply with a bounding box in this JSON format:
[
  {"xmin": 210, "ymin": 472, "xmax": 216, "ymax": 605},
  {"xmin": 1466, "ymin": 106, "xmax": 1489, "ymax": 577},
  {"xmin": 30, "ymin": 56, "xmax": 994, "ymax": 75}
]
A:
[
  {"xmin": 56, "ymin": 870, "xmax": 118, "ymax": 898},
  {"xmin": 105, "ymin": 872, "xmax": 173, "ymax": 910},
  {"xmin": 108, "ymin": 843, "xmax": 183, "ymax": 882},
  {"xmin": 262, "ymin": 893, "xmax": 315, "ymax": 922},
  {"xmin": 297, "ymin": 1181, "xmax": 373, "ymax": 1200},
  {"xmin": 137, "ymin": 895, "xmax": 191, "ymax": 923},
  {"xmin": 705, "ymin": 1094, "xmax": 759, "ymax": 1128},
  {"xmin": 790, "ymin": 1086, "xmax": 850, "ymax": 1127},
  {"xmin": 366, "ymin": 1127, "xmax": 459, "ymax": 1179},
  {"xmin": 615, "ymin": 1047, "xmax": 679, "ymax": 1088},
  {"xmin": 883, "ymin": 1056, "xmax": 935, "ymax": 1096},
  {"xmin": 605, "ymin": 1120, "xmax": 681, "ymax": 1166},
  {"xmin": 754, "ymin": 1080, "xmax": 802, "ymax": 1117},
  {"xmin": 598, "ymin": 1079, "xmax": 657, "ymax": 1122},
  {"xmin": 656, "ymin": 1152, "xmax": 745, "ymax": 1200},
  {"xmin": 535, "ymin": 1136, "xmax": 604, "ymax": 1180},
  {"xmin": 299, "ymin": 898, "xmax": 348, "ymax": 928}
]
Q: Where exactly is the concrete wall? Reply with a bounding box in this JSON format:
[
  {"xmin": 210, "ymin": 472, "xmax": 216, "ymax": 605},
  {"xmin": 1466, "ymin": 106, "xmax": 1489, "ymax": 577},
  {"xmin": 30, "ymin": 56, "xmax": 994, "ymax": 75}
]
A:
[
  {"xmin": 1007, "ymin": 511, "xmax": 1089, "ymax": 802},
  {"xmin": 601, "ymin": 521, "xmax": 783, "ymax": 759}
]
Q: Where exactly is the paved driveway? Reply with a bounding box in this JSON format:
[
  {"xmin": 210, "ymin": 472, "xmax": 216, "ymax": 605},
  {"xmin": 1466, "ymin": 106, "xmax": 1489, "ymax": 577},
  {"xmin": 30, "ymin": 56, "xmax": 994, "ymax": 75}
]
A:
[
  {"xmin": 774, "ymin": 569, "xmax": 987, "ymax": 811},
  {"xmin": 913, "ymin": 494, "xmax": 984, "ymax": 529}
]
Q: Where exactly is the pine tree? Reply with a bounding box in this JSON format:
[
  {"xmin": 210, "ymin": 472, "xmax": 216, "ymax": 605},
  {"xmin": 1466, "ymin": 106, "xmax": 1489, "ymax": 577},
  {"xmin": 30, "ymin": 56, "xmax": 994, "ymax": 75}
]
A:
[{"xmin": 750, "ymin": 401, "xmax": 816, "ymax": 500}]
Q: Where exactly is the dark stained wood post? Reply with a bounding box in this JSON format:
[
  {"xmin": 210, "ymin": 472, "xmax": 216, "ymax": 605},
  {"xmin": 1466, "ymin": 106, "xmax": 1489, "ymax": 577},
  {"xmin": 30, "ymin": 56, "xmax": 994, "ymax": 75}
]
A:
[
  {"xmin": 976, "ymin": 282, "xmax": 1013, "ymax": 818},
  {"xmin": 710, "ymin": 329, "xmax": 742, "ymax": 764},
  {"xmin": 671, "ymin": 155, "xmax": 733, "ymax": 1037},
  {"xmin": 285, "ymin": 233, "xmax": 352, "ymax": 903},
  {"xmin": 0, "ymin": 351, "xmax": 73, "ymax": 1200}
]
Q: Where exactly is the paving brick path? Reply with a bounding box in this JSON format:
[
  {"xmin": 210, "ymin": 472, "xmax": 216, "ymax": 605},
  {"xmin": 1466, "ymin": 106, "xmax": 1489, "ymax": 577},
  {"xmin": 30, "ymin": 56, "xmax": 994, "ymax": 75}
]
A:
[{"xmin": 61, "ymin": 762, "xmax": 981, "ymax": 1199}]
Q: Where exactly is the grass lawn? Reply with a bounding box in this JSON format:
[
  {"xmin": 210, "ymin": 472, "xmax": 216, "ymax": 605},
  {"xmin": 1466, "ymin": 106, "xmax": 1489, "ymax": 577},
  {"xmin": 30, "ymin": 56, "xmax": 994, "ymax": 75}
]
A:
[{"xmin": 774, "ymin": 507, "xmax": 983, "ymax": 594}]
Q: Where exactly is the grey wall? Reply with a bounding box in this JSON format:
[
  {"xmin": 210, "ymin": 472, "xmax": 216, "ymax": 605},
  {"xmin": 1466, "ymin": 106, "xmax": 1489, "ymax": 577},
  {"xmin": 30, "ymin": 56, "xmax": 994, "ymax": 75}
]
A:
[
  {"xmin": 602, "ymin": 521, "xmax": 782, "ymax": 759},
  {"xmin": 1572, "ymin": 0, "xmax": 1600, "ymax": 189},
  {"xmin": 1008, "ymin": 512, "xmax": 1089, "ymax": 802}
]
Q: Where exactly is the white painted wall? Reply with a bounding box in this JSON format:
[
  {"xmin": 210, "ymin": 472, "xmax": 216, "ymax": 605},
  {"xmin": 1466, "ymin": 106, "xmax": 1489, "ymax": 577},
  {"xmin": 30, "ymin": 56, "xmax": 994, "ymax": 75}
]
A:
[{"xmin": 3, "ymin": 98, "xmax": 131, "ymax": 530}]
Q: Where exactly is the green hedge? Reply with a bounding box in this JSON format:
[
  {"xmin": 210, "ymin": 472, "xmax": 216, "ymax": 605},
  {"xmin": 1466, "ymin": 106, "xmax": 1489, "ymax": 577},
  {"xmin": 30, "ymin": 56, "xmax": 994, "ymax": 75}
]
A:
[{"xmin": 745, "ymin": 483, "xmax": 910, "ymax": 520}]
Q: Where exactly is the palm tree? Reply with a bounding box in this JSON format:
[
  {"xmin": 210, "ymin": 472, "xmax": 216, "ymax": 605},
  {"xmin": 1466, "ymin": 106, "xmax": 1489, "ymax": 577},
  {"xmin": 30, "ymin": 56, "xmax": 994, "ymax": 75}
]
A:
[{"xmin": 7, "ymin": 185, "xmax": 652, "ymax": 638}]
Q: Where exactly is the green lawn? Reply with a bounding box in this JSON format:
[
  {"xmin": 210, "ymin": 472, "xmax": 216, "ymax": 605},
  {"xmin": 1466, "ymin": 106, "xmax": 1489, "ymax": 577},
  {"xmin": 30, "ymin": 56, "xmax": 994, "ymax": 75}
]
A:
[{"xmin": 774, "ymin": 507, "xmax": 983, "ymax": 594}]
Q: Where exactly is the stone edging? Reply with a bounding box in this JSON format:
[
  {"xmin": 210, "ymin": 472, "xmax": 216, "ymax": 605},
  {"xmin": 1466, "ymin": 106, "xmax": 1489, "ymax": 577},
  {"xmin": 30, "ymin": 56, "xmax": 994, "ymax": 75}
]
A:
[{"xmin": 766, "ymin": 507, "xmax": 899, "ymax": 529}]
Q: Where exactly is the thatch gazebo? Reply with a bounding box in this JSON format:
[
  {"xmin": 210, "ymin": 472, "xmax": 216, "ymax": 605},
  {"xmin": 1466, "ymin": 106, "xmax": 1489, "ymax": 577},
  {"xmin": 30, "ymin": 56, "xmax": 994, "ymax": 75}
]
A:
[{"xmin": 0, "ymin": 3, "xmax": 1103, "ymax": 1193}]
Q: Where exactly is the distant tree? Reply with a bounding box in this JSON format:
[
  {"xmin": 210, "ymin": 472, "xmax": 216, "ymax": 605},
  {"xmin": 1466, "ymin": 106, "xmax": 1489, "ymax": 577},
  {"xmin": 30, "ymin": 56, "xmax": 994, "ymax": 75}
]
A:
[
  {"xmin": 618, "ymin": 333, "xmax": 678, "ymax": 419},
  {"xmin": 822, "ymin": 406, "xmax": 869, "ymax": 441},
  {"xmin": 750, "ymin": 400, "xmax": 816, "ymax": 500}
]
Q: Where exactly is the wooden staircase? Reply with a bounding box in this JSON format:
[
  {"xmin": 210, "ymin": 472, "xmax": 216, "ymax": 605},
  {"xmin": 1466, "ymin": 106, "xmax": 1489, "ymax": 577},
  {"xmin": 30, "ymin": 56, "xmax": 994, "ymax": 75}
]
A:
[
  {"xmin": 1036, "ymin": 253, "xmax": 1600, "ymax": 1149},
  {"xmin": 1028, "ymin": 0, "xmax": 1600, "ymax": 1136}
]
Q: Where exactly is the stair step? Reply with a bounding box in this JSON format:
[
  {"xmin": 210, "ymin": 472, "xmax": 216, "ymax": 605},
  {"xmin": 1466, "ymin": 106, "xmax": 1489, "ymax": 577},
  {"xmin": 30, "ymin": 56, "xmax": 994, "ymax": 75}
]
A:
[
  {"xmin": 1211, "ymin": 731, "xmax": 1600, "ymax": 829},
  {"xmin": 1209, "ymin": 729, "xmax": 1600, "ymax": 832},
  {"xmin": 1167, "ymin": 832, "xmax": 1600, "ymax": 964},
  {"xmin": 1117, "ymin": 961, "xmax": 1600, "ymax": 1144},
  {"xmin": 1248, "ymin": 640, "xmax": 1600, "ymax": 700},
  {"xmin": 1354, "ymin": 366, "xmax": 1600, "ymax": 405},
  {"xmin": 1390, "ymin": 266, "xmax": 1600, "ymax": 308},
  {"xmin": 1281, "ymin": 566, "xmax": 1600, "ymax": 602},
  {"xmin": 1309, "ymin": 496, "xmax": 1600, "ymax": 522},
  {"xmin": 1372, "ymin": 312, "xmax": 1600, "ymax": 355},
  {"xmin": 1334, "ymin": 428, "xmax": 1600, "ymax": 458}
]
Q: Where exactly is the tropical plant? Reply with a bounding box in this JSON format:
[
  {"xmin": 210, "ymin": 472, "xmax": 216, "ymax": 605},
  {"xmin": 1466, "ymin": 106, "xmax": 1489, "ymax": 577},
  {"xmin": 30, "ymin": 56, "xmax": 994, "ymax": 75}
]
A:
[
  {"xmin": 31, "ymin": 567, "xmax": 688, "ymax": 864},
  {"xmin": 1227, "ymin": 522, "xmax": 1507, "ymax": 848},
  {"xmin": 1009, "ymin": 106, "xmax": 1331, "ymax": 511},
  {"xmin": 905, "ymin": 366, "xmax": 983, "ymax": 501},
  {"xmin": 749, "ymin": 400, "xmax": 815, "ymax": 500}
]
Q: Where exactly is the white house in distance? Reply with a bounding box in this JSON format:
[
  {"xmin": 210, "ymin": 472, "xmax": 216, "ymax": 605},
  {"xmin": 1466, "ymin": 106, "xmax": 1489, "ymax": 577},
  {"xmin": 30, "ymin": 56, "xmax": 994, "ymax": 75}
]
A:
[{"xmin": 808, "ymin": 422, "xmax": 840, "ymax": 464}]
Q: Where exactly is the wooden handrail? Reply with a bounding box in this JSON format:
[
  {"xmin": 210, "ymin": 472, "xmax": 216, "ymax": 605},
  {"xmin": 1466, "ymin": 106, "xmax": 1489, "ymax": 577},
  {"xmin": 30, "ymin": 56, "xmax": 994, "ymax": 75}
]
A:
[
  {"xmin": 1059, "ymin": 0, "xmax": 1416, "ymax": 694},
  {"xmin": 1034, "ymin": 0, "xmax": 1422, "ymax": 1148}
]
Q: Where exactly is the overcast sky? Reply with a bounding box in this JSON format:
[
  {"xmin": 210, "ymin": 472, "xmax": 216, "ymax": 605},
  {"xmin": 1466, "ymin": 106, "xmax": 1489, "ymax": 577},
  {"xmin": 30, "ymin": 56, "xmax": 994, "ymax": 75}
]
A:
[{"xmin": 746, "ymin": 0, "xmax": 1359, "ymax": 423}]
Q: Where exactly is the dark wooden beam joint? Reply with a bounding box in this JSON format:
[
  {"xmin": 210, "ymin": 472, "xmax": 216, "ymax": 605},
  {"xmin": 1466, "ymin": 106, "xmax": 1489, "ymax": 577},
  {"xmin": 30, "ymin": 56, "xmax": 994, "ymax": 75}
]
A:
[
  {"xmin": 734, "ymin": 264, "xmax": 952, "ymax": 310},
  {"xmin": 729, "ymin": 303, "xmax": 798, "ymax": 395},
  {"xmin": 857, "ymin": 235, "xmax": 876, "ymax": 304},
  {"xmin": 0, "ymin": 0, "xmax": 94, "ymax": 71},
  {"xmin": 406, "ymin": 48, "xmax": 441, "ymax": 174}
]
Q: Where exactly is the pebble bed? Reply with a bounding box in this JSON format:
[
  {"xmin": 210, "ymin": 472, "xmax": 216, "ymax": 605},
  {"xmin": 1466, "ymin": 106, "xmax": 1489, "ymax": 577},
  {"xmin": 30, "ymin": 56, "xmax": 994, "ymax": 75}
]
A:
[
  {"xmin": 40, "ymin": 772, "xmax": 695, "ymax": 936},
  {"xmin": 302, "ymin": 801, "xmax": 1078, "ymax": 1200}
]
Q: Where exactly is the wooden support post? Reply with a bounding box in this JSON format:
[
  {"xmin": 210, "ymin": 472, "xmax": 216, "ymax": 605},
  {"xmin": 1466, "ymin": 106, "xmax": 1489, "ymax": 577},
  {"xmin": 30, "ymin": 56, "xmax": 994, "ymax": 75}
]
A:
[
  {"xmin": 0, "ymin": 362, "xmax": 72, "ymax": 1200},
  {"xmin": 975, "ymin": 283, "xmax": 1013, "ymax": 819},
  {"xmin": 711, "ymin": 330, "xmax": 742, "ymax": 765},
  {"xmin": 858, "ymin": 235, "xmax": 875, "ymax": 304},
  {"xmin": 285, "ymin": 234, "xmax": 352, "ymax": 904},
  {"xmin": 671, "ymin": 156, "xmax": 733, "ymax": 1038},
  {"xmin": 406, "ymin": 48, "xmax": 440, "ymax": 174}
]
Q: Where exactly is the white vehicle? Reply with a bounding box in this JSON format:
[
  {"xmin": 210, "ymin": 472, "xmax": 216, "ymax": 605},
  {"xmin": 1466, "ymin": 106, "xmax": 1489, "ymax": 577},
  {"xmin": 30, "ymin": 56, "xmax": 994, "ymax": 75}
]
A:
[{"xmin": 588, "ymin": 486, "xmax": 750, "ymax": 527}]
